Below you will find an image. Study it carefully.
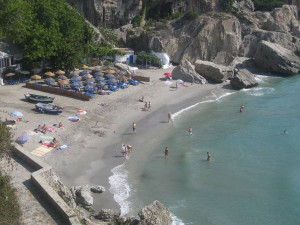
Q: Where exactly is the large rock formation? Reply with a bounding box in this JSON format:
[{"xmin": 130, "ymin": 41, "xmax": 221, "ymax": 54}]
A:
[
  {"xmin": 254, "ymin": 41, "xmax": 300, "ymax": 75},
  {"xmin": 230, "ymin": 69, "xmax": 258, "ymax": 89},
  {"xmin": 194, "ymin": 60, "xmax": 233, "ymax": 83},
  {"xmin": 138, "ymin": 200, "xmax": 172, "ymax": 225},
  {"xmin": 172, "ymin": 60, "xmax": 207, "ymax": 84}
]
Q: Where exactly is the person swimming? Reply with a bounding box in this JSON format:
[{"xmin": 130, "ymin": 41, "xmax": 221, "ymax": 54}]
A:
[
  {"xmin": 240, "ymin": 105, "xmax": 245, "ymax": 112},
  {"xmin": 207, "ymin": 152, "xmax": 211, "ymax": 161},
  {"xmin": 188, "ymin": 127, "xmax": 192, "ymax": 135}
]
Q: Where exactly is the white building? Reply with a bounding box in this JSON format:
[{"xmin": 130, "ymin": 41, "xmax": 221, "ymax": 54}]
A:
[
  {"xmin": 114, "ymin": 48, "xmax": 136, "ymax": 64},
  {"xmin": 0, "ymin": 42, "xmax": 22, "ymax": 75}
]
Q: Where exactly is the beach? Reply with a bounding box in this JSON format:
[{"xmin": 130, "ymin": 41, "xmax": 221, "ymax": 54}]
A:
[{"xmin": 0, "ymin": 67, "xmax": 220, "ymax": 212}]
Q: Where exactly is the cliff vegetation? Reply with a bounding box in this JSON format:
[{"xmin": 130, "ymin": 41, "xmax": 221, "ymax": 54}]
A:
[{"xmin": 0, "ymin": 121, "xmax": 21, "ymax": 224}]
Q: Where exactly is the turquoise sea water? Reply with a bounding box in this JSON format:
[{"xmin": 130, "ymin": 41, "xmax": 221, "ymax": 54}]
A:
[{"xmin": 110, "ymin": 75, "xmax": 300, "ymax": 225}]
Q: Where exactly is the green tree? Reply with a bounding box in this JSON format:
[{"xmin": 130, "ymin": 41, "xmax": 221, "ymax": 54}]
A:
[
  {"xmin": 136, "ymin": 52, "xmax": 161, "ymax": 68},
  {"xmin": 0, "ymin": 0, "xmax": 94, "ymax": 69}
]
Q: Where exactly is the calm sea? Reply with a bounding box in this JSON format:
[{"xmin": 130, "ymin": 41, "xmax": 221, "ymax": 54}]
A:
[{"xmin": 109, "ymin": 74, "xmax": 300, "ymax": 225}]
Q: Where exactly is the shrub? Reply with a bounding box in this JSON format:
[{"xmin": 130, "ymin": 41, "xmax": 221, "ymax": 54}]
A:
[
  {"xmin": 183, "ymin": 11, "xmax": 198, "ymax": 20},
  {"xmin": 0, "ymin": 121, "xmax": 21, "ymax": 224}
]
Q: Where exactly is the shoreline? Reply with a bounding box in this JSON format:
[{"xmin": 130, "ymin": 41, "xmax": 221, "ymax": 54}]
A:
[{"xmin": 0, "ymin": 68, "xmax": 226, "ymax": 215}]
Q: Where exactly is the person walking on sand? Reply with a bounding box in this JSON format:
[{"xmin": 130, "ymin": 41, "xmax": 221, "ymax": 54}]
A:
[
  {"xmin": 188, "ymin": 127, "xmax": 192, "ymax": 135},
  {"xmin": 207, "ymin": 152, "xmax": 211, "ymax": 161},
  {"xmin": 165, "ymin": 147, "xmax": 169, "ymax": 158},
  {"xmin": 144, "ymin": 102, "xmax": 148, "ymax": 111},
  {"xmin": 168, "ymin": 112, "xmax": 172, "ymax": 123},
  {"xmin": 148, "ymin": 101, "xmax": 151, "ymax": 111},
  {"xmin": 132, "ymin": 122, "xmax": 136, "ymax": 133}
]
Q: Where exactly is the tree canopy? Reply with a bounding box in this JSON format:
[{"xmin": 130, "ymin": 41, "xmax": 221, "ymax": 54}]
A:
[{"xmin": 0, "ymin": 0, "xmax": 94, "ymax": 69}]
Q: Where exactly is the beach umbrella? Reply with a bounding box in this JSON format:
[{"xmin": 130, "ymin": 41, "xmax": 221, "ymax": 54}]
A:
[
  {"xmin": 5, "ymin": 73, "xmax": 15, "ymax": 77},
  {"xmin": 104, "ymin": 74, "xmax": 115, "ymax": 79},
  {"xmin": 57, "ymin": 75, "xmax": 68, "ymax": 80},
  {"xmin": 55, "ymin": 70, "xmax": 65, "ymax": 75},
  {"xmin": 31, "ymin": 74, "xmax": 41, "ymax": 80},
  {"xmin": 93, "ymin": 72, "xmax": 104, "ymax": 77},
  {"xmin": 164, "ymin": 72, "xmax": 172, "ymax": 77},
  {"xmin": 19, "ymin": 71, "xmax": 30, "ymax": 75},
  {"xmin": 71, "ymin": 84, "xmax": 83, "ymax": 89},
  {"xmin": 45, "ymin": 77, "xmax": 55, "ymax": 83},
  {"xmin": 68, "ymin": 116, "xmax": 80, "ymax": 122},
  {"xmin": 82, "ymin": 64, "xmax": 89, "ymax": 69},
  {"xmin": 44, "ymin": 71, "xmax": 55, "ymax": 77},
  {"xmin": 16, "ymin": 135, "xmax": 31, "ymax": 144},
  {"xmin": 79, "ymin": 70, "xmax": 89, "ymax": 76},
  {"xmin": 57, "ymin": 79, "xmax": 69, "ymax": 85},
  {"xmin": 83, "ymin": 74, "xmax": 93, "ymax": 79},
  {"xmin": 77, "ymin": 109, "xmax": 87, "ymax": 115},
  {"xmin": 95, "ymin": 76, "xmax": 105, "ymax": 82},
  {"xmin": 104, "ymin": 69, "xmax": 115, "ymax": 74},
  {"xmin": 11, "ymin": 111, "xmax": 24, "ymax": 118}
]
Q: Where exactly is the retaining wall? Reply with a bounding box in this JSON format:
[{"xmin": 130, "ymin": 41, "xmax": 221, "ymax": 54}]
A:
[
  {"xmin": 12, "ymin": 144, "xmax": 81, "ymax": 225},
  {"xmin": 25, "ymin": 82, "xmax": 90, "ymax": 101}
]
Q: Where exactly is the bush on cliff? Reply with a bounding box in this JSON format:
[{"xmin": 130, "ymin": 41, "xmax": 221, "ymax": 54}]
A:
[{"xmin": 0, "ymin": 121, "xmax": 21, "ymax": 224}]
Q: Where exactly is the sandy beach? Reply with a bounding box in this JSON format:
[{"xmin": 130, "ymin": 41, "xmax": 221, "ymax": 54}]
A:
[{"xmin": 0, "ymin": 67, "xmax": 222, "ymax": 212}]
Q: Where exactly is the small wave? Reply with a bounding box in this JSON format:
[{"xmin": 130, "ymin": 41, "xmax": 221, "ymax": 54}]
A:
[
  {"xmin": 109, "ymin": 164, "xmax": 131, "ymax": 215},
  {"xmin": 242, "ymin": 87, "xmax": 275, "ymax": 96},
  {"xmin": 172, "ymin": 92, "xmax": 234, "ymax": 122},
  {"xmin": 171, "ymin": 212, "xmax": 186, "ymax": 225}
]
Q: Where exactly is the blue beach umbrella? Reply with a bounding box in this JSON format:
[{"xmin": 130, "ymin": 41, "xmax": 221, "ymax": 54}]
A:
[
  {"xmin": 11, "ymin": 111, "xmax": 24, "ymax": 118},
  {"xmin": 16, "ymin": 135, "xmax": 31, "ymax": 144}
]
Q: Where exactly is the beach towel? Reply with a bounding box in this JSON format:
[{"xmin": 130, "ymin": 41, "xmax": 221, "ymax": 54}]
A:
[
  {"xmin": 40, "ymin": 136, "xmax": 54, "ymax": 141},
  {"xmin": 58, "ymin": 144, "xmax": 68, "ymax": 151},
  {"xmin": 31, "ymin": 146, "xmax": 53, "ymax": 157}
]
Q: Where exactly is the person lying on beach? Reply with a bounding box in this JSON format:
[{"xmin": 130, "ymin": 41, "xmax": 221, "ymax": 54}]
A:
[
  {"xmin": 139, "ymin": 96, "xmax": 144, "ymax": 102},
  {"xmin": 144, "ymin": 102, "xmax": 148, "ymax": 111},
  {"xmin": 58, "ymin": 122, "xmax": 64, "ymax": 128},
  {"xmin": 49, "ymin": 138, "xmax": 59, "ymax": 148}
]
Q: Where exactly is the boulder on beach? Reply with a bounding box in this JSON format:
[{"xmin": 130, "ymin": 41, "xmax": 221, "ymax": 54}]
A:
[
  {"xmin": 230, "ymin": 69, "xmax": 258, "ymax": 90},
  {"xmin": 172, "ymin": 60, "xmax": 207, "ymax": 84},
  {"xmin": 72, "ymin": 185, "xmax": 93, "ymax": 207},
  {"xmin": 194, "ymin": 60, "xmax": 233, "ymax": 83}
]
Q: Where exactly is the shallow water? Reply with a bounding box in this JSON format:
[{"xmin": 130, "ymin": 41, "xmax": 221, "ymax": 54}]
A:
[{"xmin": 111, "ymin": 75, "xmax": 300, "ymax": 225}]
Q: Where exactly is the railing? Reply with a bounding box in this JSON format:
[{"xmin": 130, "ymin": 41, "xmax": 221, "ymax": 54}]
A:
[{"xmin": 25, "ymin": 82, "xmax": 90, "ymax": 101}]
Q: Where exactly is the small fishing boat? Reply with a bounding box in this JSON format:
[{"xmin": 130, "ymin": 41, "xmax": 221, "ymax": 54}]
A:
[
  {"xmin": 35, "ymin": 103, "xmax": 63, "ymax": 115},
  {"xmin": 25, "ymin": 93, "xmax": 55, "ymax": 103}
]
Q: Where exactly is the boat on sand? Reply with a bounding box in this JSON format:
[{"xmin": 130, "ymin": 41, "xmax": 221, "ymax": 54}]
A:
[
  {"xmin": 35, "ymin": 103, "xmax": 63, "ymax": 115},
  {"xmin": 25, "ymin": 93, "xmax": 55, "ymax": 103}
]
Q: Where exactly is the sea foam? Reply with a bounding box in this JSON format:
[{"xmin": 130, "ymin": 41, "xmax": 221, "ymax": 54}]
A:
[{"xmin": 109, "ymin": 164, "xmax": 131, "ymax": 215}]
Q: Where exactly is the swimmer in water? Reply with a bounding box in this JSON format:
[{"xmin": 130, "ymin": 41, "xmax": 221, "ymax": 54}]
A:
[{"xmin": 188, "ymin": 127, "xmax": 192, "ymax": 135}]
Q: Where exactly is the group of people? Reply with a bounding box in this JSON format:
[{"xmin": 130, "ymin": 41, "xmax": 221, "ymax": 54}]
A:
[
  {"xmin": 48, "ymin": 138, "xmax": 59, "ymax": 148},
  {"xmin": 139, "ymin": 96, "xmax": 151, "ymax": 111},
  {"xmin": 35, "ymin": 124, "xmax": 48, "ymax": 134},
  {"xmin": 122, "ymin": 144, "xmax": 132, "ymax": 157}
]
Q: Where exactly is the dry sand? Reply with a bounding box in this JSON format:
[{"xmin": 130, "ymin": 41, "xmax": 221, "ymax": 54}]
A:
[{"xmin": 0, "ymin": 67, "xmax": 223, "ymax": 212}]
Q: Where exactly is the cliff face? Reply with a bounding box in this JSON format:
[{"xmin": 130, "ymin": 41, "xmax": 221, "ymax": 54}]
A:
[
  {"xmin": 66, "ymin": 0, "xmax": 142, "ymax": 28},
  {"xmin": 67, "ymin": 0, "xmax": 219, "ymax": 28},
  {"xmin": 114, "ymin": 3, "xmax": 300, "ymax": 66}
]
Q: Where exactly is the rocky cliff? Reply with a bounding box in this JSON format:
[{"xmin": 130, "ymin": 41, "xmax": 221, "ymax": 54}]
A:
[{"xmin": 67, "ymin": 0, "xmax": 220, "ymax": 29}]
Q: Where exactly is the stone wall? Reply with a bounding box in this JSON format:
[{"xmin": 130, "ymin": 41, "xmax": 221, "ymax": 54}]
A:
[{"xmin": 12, "ymin": 144, "xmax": 81, "ymax": 225}]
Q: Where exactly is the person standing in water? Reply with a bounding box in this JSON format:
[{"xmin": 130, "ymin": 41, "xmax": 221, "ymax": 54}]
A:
[
  {"xmin": 168, "ymin": 112, "xmax": 172, "ymax": 123},
  {"xmin": 188, "ymin": 127, "xmax": 193, "ymax": 135},
  {"xmin": 164, "ymin": 147, "xmax": 169, "ymax": 158},
  {"xmin": 207, "ymin": 152, "xmax": 211, "ymax": 161},
  {"xmin": 132, "ymin": 122, "xmax": 136, "ymax": 133},
  {"xmin": 240, "ymin": 105, "xmax": 245, "ymax": 112}
]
